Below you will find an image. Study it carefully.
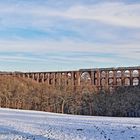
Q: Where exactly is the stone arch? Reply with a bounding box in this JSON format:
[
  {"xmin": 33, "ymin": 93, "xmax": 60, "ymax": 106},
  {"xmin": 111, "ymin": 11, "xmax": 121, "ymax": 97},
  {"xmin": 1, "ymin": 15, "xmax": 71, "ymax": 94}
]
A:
[
  {"xmin": 132, "ymin": 70, "xmax": 139, "ymax": 77},
  {"xmin": 124, "ymin": 70, "xmax": 130, "ymax": 77},
  {"xmin": 116, "ymin": 78, "xmax": 122, "ymax": 86},
  {"xmin": 124, "ymin": 78, "xmax": 130, "ymax": 86},
  {"xmin": 101, "ymin": 71, "xmax": 106, "ymax": 78},
  {"xmin": 109, "ymin": 71, "xmax": 113, "ymax": 78},
  {"xmin": 116, "ymin": 70, "xmax": 121, "ymax": 77},
  {"xmin": 133, "ymin": 78, "xmax": 139, "ymax": 86}
]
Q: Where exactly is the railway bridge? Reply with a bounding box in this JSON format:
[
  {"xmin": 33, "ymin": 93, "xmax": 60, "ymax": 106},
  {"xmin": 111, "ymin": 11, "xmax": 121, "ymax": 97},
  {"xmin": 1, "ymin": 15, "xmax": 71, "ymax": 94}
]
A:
[{"xmin": 1, "ymin": 66, "xmax": 140, "ymax": 91}]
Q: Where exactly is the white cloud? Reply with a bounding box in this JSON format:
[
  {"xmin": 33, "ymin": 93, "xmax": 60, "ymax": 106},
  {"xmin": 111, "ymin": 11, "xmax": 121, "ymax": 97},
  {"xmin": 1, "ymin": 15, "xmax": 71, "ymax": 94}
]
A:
[
  {"xmin": 0, "ymin": 39, "xmax": 139, "ymax": 61},
  {"xmin": 0, "ymin": 2, "xmax": 140, "ymax": 29},
  {"xmin": 53, "ymin": 3, "xmax": 140, "ymax": 28}
]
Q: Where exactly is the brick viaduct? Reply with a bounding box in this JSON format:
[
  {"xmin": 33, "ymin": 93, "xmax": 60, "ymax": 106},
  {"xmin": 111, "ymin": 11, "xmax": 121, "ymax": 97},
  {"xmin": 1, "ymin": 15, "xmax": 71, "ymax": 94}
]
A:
[{"xmin": 1, "ymin": 66, "xmax": 140, "ymax": 91}]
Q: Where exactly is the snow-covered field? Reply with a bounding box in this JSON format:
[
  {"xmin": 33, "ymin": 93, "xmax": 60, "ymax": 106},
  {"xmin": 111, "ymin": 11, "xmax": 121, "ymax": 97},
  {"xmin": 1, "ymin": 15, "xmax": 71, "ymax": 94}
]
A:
[{"xmin": 0, "ymin": 108, "xmax": 139, "ymax": 140}]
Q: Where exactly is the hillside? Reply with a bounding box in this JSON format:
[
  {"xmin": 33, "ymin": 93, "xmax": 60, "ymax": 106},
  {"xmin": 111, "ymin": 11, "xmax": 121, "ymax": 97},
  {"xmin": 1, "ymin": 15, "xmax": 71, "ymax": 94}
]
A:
[
  {"xmin": 0, "ymin": 108, "xmax": 139, "ymax": 140},
  {"xmin": 0, "ymin": 76, "xmax": 140, "ymax": 117}
]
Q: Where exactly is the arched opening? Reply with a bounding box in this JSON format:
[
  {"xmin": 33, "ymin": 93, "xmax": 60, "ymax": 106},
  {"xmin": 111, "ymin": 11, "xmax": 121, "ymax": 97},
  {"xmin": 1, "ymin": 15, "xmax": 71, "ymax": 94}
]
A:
[
  {"xmin": 55, "ymin": 73, "xmax": 59, "ymax": 78},
  {"xmin": 94, "ymin": 72, "xmax": 98, "ymax": 78},
  {"xmin": 66, "ymin": 73, "xmax": 72, "ymax": 85},
  {"xmin": 67, "ymin": 72, "xmax": 72, "ymax": 78},
  {"xmin": 124, "ymin": 78, "xmax": 130, "ymax": 86},
  {"xmin": 116, "ymin": 78, "xmax": 122, "ymax": 86},
  {"xmin": 61, "ymin": 73, "xmax": 66, "ymax": 86},
  {"xmin": 124, "ymin": 70, "xmax": 130, "ymax": 77},
  {"xmin": 44, "ymin": 73, "xmax": 49, "ymax": 82},
  {"xmin": 55, "ymin": 78, "xmax": 59, "ymax": 86},
  {"xmin": 109, "ymin": 71, "xmax": 113, "ymax": 78},
  {"xmin": 39, "ymin": 79, "xmax": 42, "ymax": 83},
  {"xmin": 132, "ymin": 70, "xmax": 139, "ymax": 77},
  {"xmin": 109, "ymin": 78, "xmax": 114, "ymax": 85},
  {"xmin": 50, "ymin": 73, "xmax": 55, "ymax": 79},
  {"xmin": 38, "ymin": 73, "xmax": 43, "ymax": 82},
  {"xmin": 81, "ymin": 72, "xmax": 91, "ymax": 85},
  {"xmin": 101, "ymin": 78, "xmax": 106, "ymax": 86},
  {"xmin": 101, "ymin": 71, "xmax": 106, "ymax": 78},
  {"xmin": 133, "ymin": 78, "xmax": 139, "ymax": 86},
  {"xmin": 39, "ymin": 73, "xmax": 44, "ymax": 79},
  {"xmin": 81, "ymin": 72, "xmax": 91, "ymax": 81},
  {"xmin": 25, "ymin": 74, "xmax": 29, "ymax": 78},
  {"xmin": 116, "ymin": 71, "xmax": 121, "ymax": 77},
  {"xmin": 29, "ymin": 74, "xmax": 33, "ymax": 79},
  {"xmin": 34, "ymin": 74, "xmax": 39, "ymax": 81},
  {"xmin": 49, "ymin": 79, "xmax": 53, "ymax": 85},
  {"xmin": 62, "ymin": 72, "xmax": 65, "ymax": 76},
  {"xmin": 44, "ymin": 73, "xmax": 48, "ymax": 78}
]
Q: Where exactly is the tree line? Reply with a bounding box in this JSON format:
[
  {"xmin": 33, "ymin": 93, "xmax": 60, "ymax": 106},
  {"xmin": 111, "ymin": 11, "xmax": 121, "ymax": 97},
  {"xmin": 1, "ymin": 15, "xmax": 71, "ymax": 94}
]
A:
[{"xmin": 0, "ymin": 76, "xmax": 139, "ymax": 117}]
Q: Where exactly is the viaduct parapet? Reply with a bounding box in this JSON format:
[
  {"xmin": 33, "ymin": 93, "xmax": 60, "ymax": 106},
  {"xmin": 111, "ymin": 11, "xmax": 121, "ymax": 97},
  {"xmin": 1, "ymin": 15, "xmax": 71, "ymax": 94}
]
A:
[{"xmin": 1, "ymin": 66, "xmax": 140, "ymax": 90}]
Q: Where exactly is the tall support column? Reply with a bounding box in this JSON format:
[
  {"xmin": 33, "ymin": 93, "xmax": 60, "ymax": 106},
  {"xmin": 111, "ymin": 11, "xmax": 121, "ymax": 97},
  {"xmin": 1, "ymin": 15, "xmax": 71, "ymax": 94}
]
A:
[
  {"xmin": 73, "ymin": 72, "xmax": 76, "ymax": 87},
  {"xmin": 97, "ymin": 70, "xmax": 100, "ymax": 88},
  {"xmin": 23, "ymin": 74, "xmax": 26, "ymax": 78},
  {"xmin": 106, "ymin": 71, "xmax": 109, "ymax": 89},
  {"xmin": 42, "ymin": 73, "xmax": 45, "ymax": 83},
  {"xmin": 32, "ymin": 73, "xmax": 35, "ymax": 81},
  {"xmin": 121, "ymin": 70, "xmax": 125, "ymax": 86},
  {"xmin": 47, "ymin": 73, "xmax": 50, "ymax": 85},
  {"xmin": 91, "ymin": 71, "xmax": 94, "ymax": 85},
  {"xmin": 38, "ymin": 73, "xmax": 41, "ymax": 82},
  {"xmin": 27, "ymin": 73, "xmax": 30, "ymax": 79},
  {"xmin": 113, "ymin": 71, "xmax": 116, "ymax": 86},
  {"xmin": 130, "ymin": 70, "xmax": 133, "ymax": 86},
  {"xmin": 78, "ymin": 71, "xmax": 81, "ymax": 86},
  {"xmin": 71, "ymin": 71, "xmax": 74, "ymax": 86},
  {"xmin": 58, "ymin": 73, "xmax": 61, "ymax": 86},
  {"xmin": 64, "ymin": 73, "xmax": 67, "ymax": 86},
  {"xmin": 37, "ymin": 73, "xmax": 39, "ymax": 82},
  {"xmin": 75, "ymin": 71, "xmax": 80, "ymax": 86},
  {"xmin": 53, "ymin": 73, "xmax": 56, "ymax": 86},
  {"xmin": 39, "ymin": 73, "xmax": 43, "ymax": 83}
]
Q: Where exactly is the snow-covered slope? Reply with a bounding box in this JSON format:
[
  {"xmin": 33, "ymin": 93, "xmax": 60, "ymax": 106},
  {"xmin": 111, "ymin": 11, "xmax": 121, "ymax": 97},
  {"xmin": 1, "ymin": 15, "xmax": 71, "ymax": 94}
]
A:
[{"xmin": 0, "ymin": 108, "xmax": 139, "ymax": 140}]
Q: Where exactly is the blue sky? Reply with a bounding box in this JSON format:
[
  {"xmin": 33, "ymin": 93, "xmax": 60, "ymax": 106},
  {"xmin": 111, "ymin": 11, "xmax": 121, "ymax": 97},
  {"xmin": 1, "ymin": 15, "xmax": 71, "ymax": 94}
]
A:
[{"xmin": 0, "ymin": 0, "xmax": 140, "ymax": 72}]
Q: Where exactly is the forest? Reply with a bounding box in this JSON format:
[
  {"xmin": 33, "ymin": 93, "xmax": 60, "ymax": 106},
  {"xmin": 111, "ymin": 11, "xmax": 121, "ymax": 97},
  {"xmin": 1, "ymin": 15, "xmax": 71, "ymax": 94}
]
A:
[{"xmin": 0, "ymin": 75, "xmax": 139, "ymax": 117}]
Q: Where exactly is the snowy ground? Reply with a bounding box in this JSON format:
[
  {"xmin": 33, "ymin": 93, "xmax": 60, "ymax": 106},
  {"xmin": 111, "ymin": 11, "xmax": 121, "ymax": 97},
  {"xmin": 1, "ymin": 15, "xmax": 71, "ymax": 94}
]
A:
[{"xmin": 0, "ymin": 108, "xmax": 139, "ymax": 140}]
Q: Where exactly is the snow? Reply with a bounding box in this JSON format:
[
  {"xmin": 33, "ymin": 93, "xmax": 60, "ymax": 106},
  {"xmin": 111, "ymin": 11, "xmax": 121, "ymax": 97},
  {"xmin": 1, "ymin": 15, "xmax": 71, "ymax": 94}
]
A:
[{"xmin": 0, "ymin": 108, "xmax": 139, "ymax": 140}]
